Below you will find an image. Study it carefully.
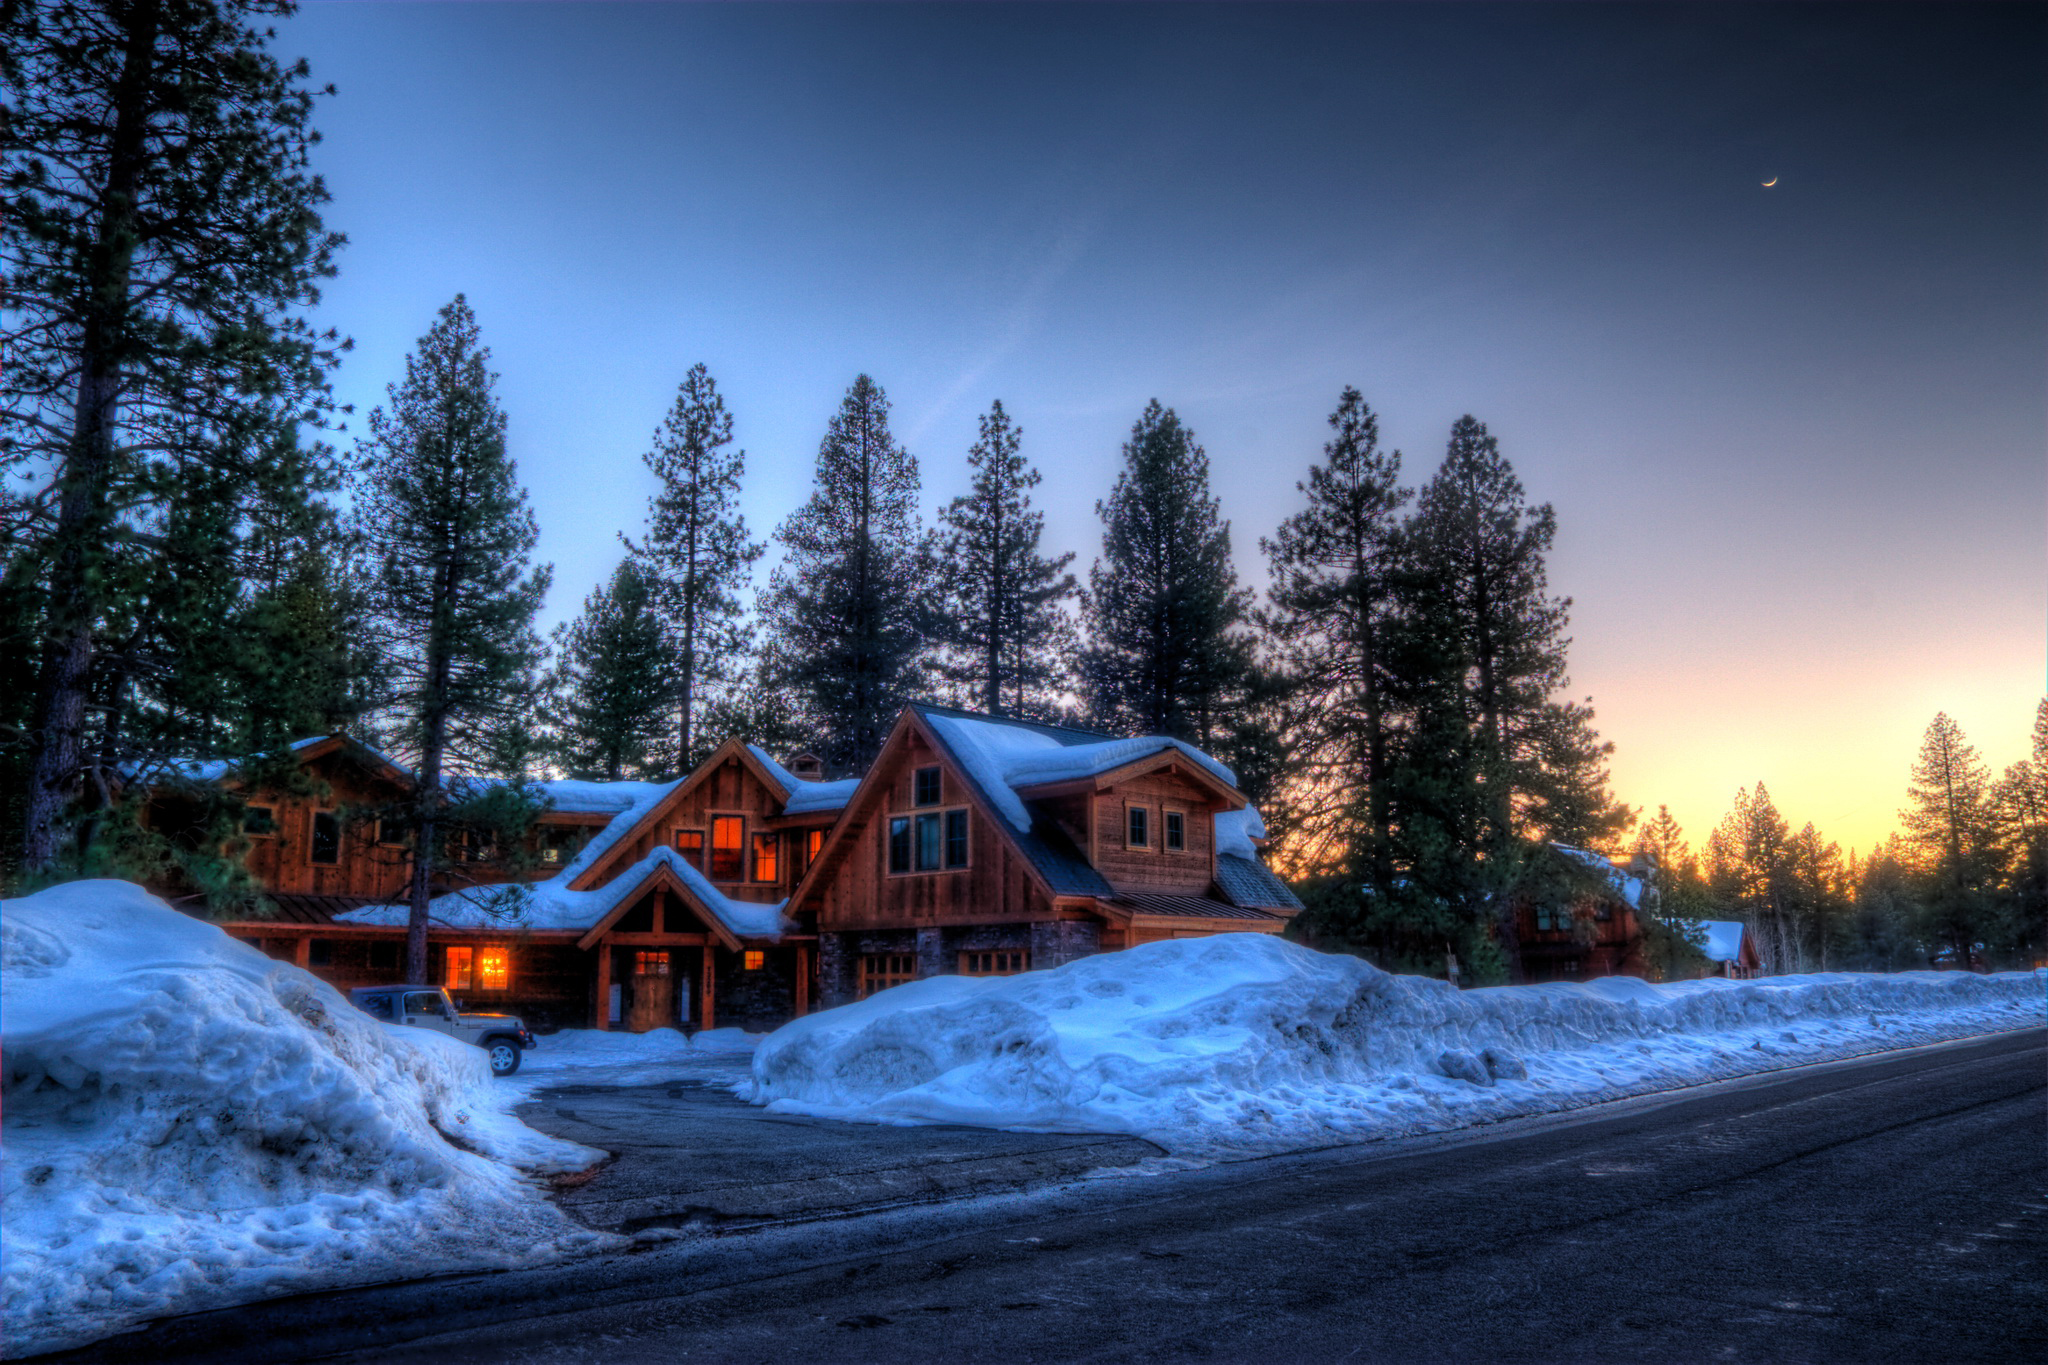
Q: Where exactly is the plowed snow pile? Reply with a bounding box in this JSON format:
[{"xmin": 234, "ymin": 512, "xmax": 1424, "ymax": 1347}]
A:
[
  {"xmin": 745, "ymin": 935, "xmax": 2044, "ymax": 1157},
  {"xmin": 2, "ymin": 881, "xmax": 613, "ymax": 1357}
]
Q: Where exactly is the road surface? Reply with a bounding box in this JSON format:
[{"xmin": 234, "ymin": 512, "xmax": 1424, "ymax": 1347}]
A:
[{"xmin": 43, "ymin": 1028, "xmax": 2045, "ymax": 1364}]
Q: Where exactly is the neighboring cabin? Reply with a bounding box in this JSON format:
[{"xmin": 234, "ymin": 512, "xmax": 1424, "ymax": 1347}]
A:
[{"xmin": 136, "ymin": 706, "xmax": 1300, "ymax": 1032}]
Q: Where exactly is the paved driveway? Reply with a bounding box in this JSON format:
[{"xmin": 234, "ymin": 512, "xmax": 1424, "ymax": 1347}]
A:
[{"xmin": 520, "ymin": 1080, "xmax": 1164, "ymax": 1232}]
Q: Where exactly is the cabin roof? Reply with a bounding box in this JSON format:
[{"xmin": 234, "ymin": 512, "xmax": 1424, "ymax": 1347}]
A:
[
  {"xmin": 1700, "ymin": 920, "xmax": 1752, "ymax": 962},
  {"xmin": 336, "ymin": 844, "xmax": 786, "ymax": 940},
  {"xmin": 1552, "ymin": 843, "xmax": 1648, "ymax": 910},
  {"xmin": 1214, "ymin": 852, "xmax": 1305, "ymax": 912},
  {"xmin": 745, "ymin": 745, "xmax": 860, "ymax": 815}
]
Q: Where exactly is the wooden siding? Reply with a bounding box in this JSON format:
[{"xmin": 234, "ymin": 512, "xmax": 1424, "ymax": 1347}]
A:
[
  {"xmin": 221, "ymin": 749, "xmax": 412, "ymax": 901},
  {"xmin": 579, "ymin": 751, "xmax": 814, "ymax": 903},
  {"xmin": 1090, "ymin": 771, "xmax": 1220, "ymax": 897},
  {"xmin": 812, "ymin": 724, "xmax": 1053, "ymax": 932}
]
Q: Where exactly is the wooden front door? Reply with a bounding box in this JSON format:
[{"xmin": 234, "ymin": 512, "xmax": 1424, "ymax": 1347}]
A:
[{"xmin": 627, "ymin": 950, "xmax": 674, "ymax": 1032}]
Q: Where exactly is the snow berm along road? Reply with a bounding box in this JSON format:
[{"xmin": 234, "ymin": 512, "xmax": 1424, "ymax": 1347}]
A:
[{"xmin": 743, "ymin": 931, "xmax": 2045, "ymax": 1156}]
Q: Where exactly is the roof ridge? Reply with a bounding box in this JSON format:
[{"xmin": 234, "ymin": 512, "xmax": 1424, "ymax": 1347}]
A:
[{"xmin": 907, "ymin": 700, "xmax": 1113, "ymax": 745}]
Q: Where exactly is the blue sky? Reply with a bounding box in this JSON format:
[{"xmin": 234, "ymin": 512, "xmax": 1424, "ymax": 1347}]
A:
[{"xmin": 288, "ymin": 2, "xmax": 2043, "ymax": 851}]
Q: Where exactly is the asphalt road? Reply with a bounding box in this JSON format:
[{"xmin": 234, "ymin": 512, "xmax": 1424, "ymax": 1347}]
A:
[{"xmin": 48, "ymin": 1028, "xmax": 2045, "ymax": 1365}]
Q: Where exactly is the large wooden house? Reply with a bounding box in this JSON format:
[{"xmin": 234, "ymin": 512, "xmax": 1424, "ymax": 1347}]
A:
[
  {"xmin": 1511, "ymin": 846, "xmax": 1655, "ymax": 983},
  {"xmin": 790, "ymin": 704, "xmax": 1303, "ymax": 1006},
  {"xmin": 143, "ymin": 706, "xmax": 1301, "ymax": 1032}
]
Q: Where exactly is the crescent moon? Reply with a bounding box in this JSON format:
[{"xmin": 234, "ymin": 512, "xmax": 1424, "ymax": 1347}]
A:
[{"xmin": 1762, "ymin": 176, "xmax": 1778, "ymax": 187}]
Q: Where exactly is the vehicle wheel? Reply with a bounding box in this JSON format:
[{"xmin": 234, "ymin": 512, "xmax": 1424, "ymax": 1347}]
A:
[{"xmin": 486, "ymin": 1039, "xmax": 522, "ymax": 1077}]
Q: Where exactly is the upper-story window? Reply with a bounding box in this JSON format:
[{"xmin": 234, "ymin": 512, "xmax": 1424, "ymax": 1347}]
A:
[
  {"xmin": 798, "ymin": 827, "xmax": 824, "ymax": 875},
  {"xmin": 752, "ymin": 832, "xmax": 779, "ymax": 883},
  {"xmin": 913, "ymin": 766, "xmax": 942, "ymax": 807},
  {"xmin": 1126, "ymin": 804, "xmax": 1149, "ymax": 850},
  {"xmin": 243, "ymin": 806, "xmax": 277, "ymax": 836},
  {"xmin": 675, "ymin": 828, "xmax": 705, "ymax": 871},
  {"xmin": 710, "ymin": 815, "xmax": 744, "ymax": 881},
  {"xmin": 1165, "ymin": 810, "xmax": 1185, "ymax": 852},
  {"xmin": 311, "ymin": 810, "xmax": 341, "ymax": 865},
  {"xmin": 890, "ymin": 807, "xmax": 969, "ymax": 874}
]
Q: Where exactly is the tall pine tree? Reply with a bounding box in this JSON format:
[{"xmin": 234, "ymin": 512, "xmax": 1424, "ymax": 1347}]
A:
[
  {"xmin": 1900, "ymin": 712, "xmax": 1997, "ymax": 970},
  {"xmin": 4, "ymin": 0, "xmax": 345, "ymax": 874},
  {"xmin": 934, "ymin": 400, "xmax": 1077, "ymax": 719},
  {"xmin": 761, "ymin": 375, "xmax": 930, "ymax": 770},
  {"xmin": 625, "ymin": 364, "xmax": 760, "ymax": 771},
  {"xmin": 1260, "ymin": 387, "xmax": 1408, "ymax": 881},
  {"xmin": 1706, "ymin": 783, "xmax": 1793, "ymax": 971},
  {"xmin": 1396, "ymin": 416, "xmax": 1628, "ymax": 979},
  {"xmin": 1080, "ymin": 401, "xmax": 1251, "ymax": 744},
  {"xmin": 546, "ymin": 560, "xmax": 670, "ymax": 781},
  {"xmin": 354, "ymin": 297, "xmax": 551, "ymax": 981}
]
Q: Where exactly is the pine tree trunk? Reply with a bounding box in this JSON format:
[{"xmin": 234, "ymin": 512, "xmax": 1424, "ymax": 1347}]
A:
[
  {"xmin": 408, "ymin": 548, "xmax": 456, "ymax": 984},
  {"xmin": 22, "ymin": 0, "xmax": 161, "ymax": 872}
]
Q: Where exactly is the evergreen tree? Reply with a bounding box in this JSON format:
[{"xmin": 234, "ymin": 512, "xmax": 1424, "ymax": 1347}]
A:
[
  {"xmin": 760, "ymin": 375, "xmax": 930, "ymax": 770},
  {"xmin": 546, "ymin": 560, "xmax": 670, "ymax": 781},
  {"xmin": 1846, "ymin": 837, "xmax": 1921, "ymax": 971},
  {"xmin": 4, "ymin": 0, "xmax": 345, "ymax": 874},
  {"xmin": 1396, "ymin": 416, "xmax": 1629, "ymax": 979},
  {"xmin": 933, "ymin": 400, "xmax": 1078, "ymax": 719},
  {"xmin": 625, "ymin": 364, "xmax": 760, "ymax": 771},
  {"xmin": 1991, "ymin": 699, "xmax": 2047, "ymax": 964},
  {"xmin": 1260, "ymin": 387, "xmax": 1408, "ymax": 883},
  {"xmin": 1706, "ymin": 783, "xmax": 1793, "ymax": 972},
  {"xmin": 1080, "ymin": 401, "xmax": 1252, "ymax": 744},
  {"xmin": 354, "ymin": 297, "xmax": 552, "ymax": 981},
  {"xmin": 1784, "ymin": 820, "xmax": 1849, "ymax": 971},
  {"xmin": 1900, "ymin": 712, "xmax": 1997, "ymax": 970},
  {"xmin": 1632, "ymin": 805, "xmax": 1711, "ymax": 979}
]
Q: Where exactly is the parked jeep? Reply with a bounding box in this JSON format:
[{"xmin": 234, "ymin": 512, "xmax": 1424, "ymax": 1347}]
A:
[{"xmin": 349, "ymin": 985, "xmax": 537, "ymax": 1077}]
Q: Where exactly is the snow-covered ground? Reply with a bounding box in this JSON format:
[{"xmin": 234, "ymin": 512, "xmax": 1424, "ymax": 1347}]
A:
[
  {"xmin": 505, "ymin": 1025, "xmax": 761, "ymax": 1098},
  {"xmin": 1, "ymin": 882, "xmax": 616, "ymax": 1357},
  {"xmin": 744, "ymin": 935, "xmax": 2045, "ymax": 1158}
]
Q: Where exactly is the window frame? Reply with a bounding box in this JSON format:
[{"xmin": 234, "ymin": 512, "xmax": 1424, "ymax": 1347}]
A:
[
  {"xmin": 243, "ymin": 805, "xmax": 278, "ymax": 837},
  {"xmin": 959, "ymin": 949, "xmax": 1028, "ymax": 977},
  {"xmin": 708, "ymin": 815, "xmax": 745, "ymax": 882},
  {"xmin": 476, "ymin": 945, "xmax": 510, "ymax": 992},
  {"xmin": 944, "ymin": 808, "xmax": 969, "ymax": 869},
  {"xmin": 444, "ymin": 944, "xmax": 473, "ymax": 991},
  {"xmin": 913, "ymin": 765, "xmax": 942, "ymax": 807},
  {"xmin": 1125, "ymin": 803, "xmax": 1150, "ymax": 851},
  {"xmin": 310, "ymin": 809, "xmax": 342, "ymax": 865},
  {"xmin": 674, "ymin": 827, "xmax": 706, "ymax": 871},
  {"xmin": 1164, "ymin": 809, "xmax": 1186, "ymax": 852},
  {"xmin": 751, "ymin": 831, "xmax": 780, "ymax": 884},
  {"xmin": 888, "ymin": 816, "xmax": 911, "ymax": 874},
  {"xmin": 742, "ymin": 950, "xmax": 765, "ymax": 971},
  {"xmin": 858, "ymin": 952, "xmax": 918, "ymax": 997}
]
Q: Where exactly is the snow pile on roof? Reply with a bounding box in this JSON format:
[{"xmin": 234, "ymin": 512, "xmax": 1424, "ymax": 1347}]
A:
[
  {"xmin": 743, "ymin": 935, "xmax": 2043, "ymax": 1158},
  {"xmin": 1214, "ymin": 806, "xmax": 1266, "ymax": 860},
  {"xmin": 335, "ymin": 845, "xmax": 786, "ymax": 938},
  {"xmin": 531, "ymin": 777, "xmax": 674, "ymax": 816},
  {"xmin": 1701, "ymin": 921, "xmax": 1749, "ymax": 962},
  {"xmin": 747, "ymin": 745, "xmax": 860, "ymax": 815},
  {"xmin": 1553, "ymin": 843, "xmax": 1645, "ymax": 909},
  {"xmin": 128, "ymin": 734, "xmax": 384, "ymax": 787},
  {"xmin": 503, "ymin": 1026, "xmax": 763, "ymax": 1098},
  {"xmin": 1, "ymin": 882, "xmax": 614, "ymax": 1357},
  {"xmin": 925, "ymin": 713, "xmax": 1238, "ymax": 834}
]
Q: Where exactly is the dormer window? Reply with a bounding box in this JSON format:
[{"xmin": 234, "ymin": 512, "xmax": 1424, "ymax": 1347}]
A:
[
  {"xmin": 788, "ymin": 752, "xmax": 825, "ymax": 780},
  {"xmin": 1127, "ymin": 805, "xmax": 1149, "ymax": 849},
  {"xmin": 1165, "ymin": 810, "xmax": 1185, "ymax": 851},
  {"xmin": 913, "ymin": 766, "xmax": 941, "ymax": 807}
]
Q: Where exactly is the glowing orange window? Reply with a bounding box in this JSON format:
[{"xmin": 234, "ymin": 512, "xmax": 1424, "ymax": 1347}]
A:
[
  {"xmin": 444, "ymin": 945, "xmax": 473, "ymax": 990},
  {"xmin": 477, "ymin": 947, "xmax": 509, "ymax": 991},
  {"xmin": 743, "ymin": 950, "xmax": 765, "ymax": 971},
  {"xmin": 710, "ymin": 816, "xmax": 744, "ymax": 881}
]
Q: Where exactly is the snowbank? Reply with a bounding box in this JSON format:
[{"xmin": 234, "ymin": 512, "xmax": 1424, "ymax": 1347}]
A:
[
  {"xmin": 1, "ymin": 882, "xmax": 614, "ymax": 1356},
  {"xmin": 505, "ymin": 1025, "xmax": 763, "ymax": 1097},
  {"xmin": 744, "ymin": 935, "xmax": 2044, "ymax": 1158}
]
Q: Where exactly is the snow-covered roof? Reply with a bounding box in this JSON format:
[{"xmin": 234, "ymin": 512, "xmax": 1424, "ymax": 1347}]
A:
[
  {"xmin": 746, "ymin": 746, "xmax": 859, "ymax": 815},
  {"xmin": 125, "ymin": 735, "xmax": 406, "ymax": 787},
  {"xmin": 1552, "ymin": 843, "xmax": 1646, "ymax": 910},
  {"xmin": 920, "ymin": 709, "xmax": 1237, "ymax": 836},
  {"xmin": 1700, "ymin": 921, "xmax": 1749, "ymax": 962},
  {"xmin": 335, "ymin": 844, "xmax": 786, "ymax": 940},
  {"xmin": 1214, "ymin": 806, "xmax": 1266, "ymax": 860}
]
